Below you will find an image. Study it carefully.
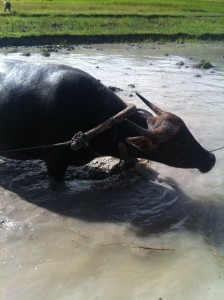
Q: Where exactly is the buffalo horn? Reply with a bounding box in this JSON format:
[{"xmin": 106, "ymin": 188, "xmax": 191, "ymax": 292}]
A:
[
  {"xmin": 136, "ymin": 92, "xmax": 163, "ymax": 115},
  {"xmin": 126, "ymin": 116, "xmax": 181, "ymax": 143},
  {"xmin": 125, "ymin": 119, "xmax": 156, "ymax": 139},
  {"xmin": 126, "ymin": 97, "xmax": 183, "ymax": 142}
]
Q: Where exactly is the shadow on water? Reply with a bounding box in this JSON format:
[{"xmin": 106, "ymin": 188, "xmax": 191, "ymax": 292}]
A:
[{"xmin": 1, "ymin": 157, "xmax": 224, "ymax": 250}]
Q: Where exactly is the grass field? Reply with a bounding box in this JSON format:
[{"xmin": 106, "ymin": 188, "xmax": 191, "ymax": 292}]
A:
[{"xmin": 0, "ymin": 0, "xmax": 224, "ymax": 43}]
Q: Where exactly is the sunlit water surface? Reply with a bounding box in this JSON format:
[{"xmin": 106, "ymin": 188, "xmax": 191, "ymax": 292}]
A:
[{"xmin": 1, "ymin": 43, "xmax": 224, "ymax": 300}]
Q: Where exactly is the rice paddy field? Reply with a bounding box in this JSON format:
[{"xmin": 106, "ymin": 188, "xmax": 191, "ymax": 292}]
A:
[{"xmin": 0, "ymin": 0, "xmax": 224, "ymax": 42}]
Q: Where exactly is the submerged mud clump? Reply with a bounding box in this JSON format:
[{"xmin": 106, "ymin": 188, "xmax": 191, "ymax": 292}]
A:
[
  {"xmin": 66, "ymin": 157, "xmax": 151, "ymax": 183},
  {"xmin": 193, "ymin": 59, "xmax": 214, "ymax": 69},
  {"xmin": 0, "ymin": 156, "xmax": 151, "ymax": 185}
]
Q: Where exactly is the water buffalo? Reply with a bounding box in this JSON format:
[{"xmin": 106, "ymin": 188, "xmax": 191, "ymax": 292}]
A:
[{"xmin": 0, "ymin": 60, "xmax": 215, "ymax": 181}]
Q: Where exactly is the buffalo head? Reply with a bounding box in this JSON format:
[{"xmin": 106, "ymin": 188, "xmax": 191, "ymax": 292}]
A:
[{"xmin": 125, "ymin": 93, "xmax": 215, "ymax": 173}]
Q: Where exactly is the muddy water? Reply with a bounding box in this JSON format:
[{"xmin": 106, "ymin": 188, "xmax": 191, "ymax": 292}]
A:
[{"xmin": 1, "ymin": 43, "xmax": 224, "ymax": 300}]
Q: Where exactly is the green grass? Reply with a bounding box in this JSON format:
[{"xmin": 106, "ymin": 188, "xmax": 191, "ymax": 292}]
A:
[{"xmin": 0, "ymin": 0, "xmax": 224, "ymax": 42}]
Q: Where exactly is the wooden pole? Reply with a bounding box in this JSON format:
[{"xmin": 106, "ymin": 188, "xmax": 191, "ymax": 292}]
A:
[{"xmin": 71, "ymin": 104, "xmax": 136, "ymax": 151}]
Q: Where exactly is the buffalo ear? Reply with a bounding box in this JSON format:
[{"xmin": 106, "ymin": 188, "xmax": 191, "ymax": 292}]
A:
[{"xmin": 126, "ymin": 137, "xmax": 158, "ymax": 151}]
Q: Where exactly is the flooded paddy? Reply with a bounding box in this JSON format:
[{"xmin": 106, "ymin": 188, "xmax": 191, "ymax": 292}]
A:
[{"xmin": 1, "ymin": 43, "xmax": 224, "ymax": 300}]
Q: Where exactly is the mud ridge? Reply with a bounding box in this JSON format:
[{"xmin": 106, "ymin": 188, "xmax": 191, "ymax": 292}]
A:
[{"xmin": 1, "ymin": 33, "xmax": 224, "ymax": 47}]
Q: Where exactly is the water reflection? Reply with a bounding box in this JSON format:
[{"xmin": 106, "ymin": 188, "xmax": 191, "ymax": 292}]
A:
[{"xmin": 1, "ymin": 156, "xmax": 224, "ymax": 247}]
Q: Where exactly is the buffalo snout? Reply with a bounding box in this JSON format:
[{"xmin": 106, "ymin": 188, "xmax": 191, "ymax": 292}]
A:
[{"xmin": 198, "ymin": 152, "xmax": 216, "ymax": 173}]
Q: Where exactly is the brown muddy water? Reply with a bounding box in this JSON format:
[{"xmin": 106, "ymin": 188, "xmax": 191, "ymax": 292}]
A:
[{"xmin": 1, "ymin": 43, "xmax": 224, "ymax": 300}]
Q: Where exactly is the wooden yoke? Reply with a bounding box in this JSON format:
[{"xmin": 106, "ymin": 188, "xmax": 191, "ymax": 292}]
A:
[{"xmin": 71, "ymin": 104, "xmax": 136, "ymax": 151}]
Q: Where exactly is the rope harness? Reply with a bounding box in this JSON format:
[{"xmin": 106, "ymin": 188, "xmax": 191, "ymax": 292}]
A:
[
  {"xmin": 0, "ymin": 104, "xmax": 136, "ymax": 154},
  {"xmin": 0, "ymin": 103, "xmax": 223, "ymax": 155}
]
